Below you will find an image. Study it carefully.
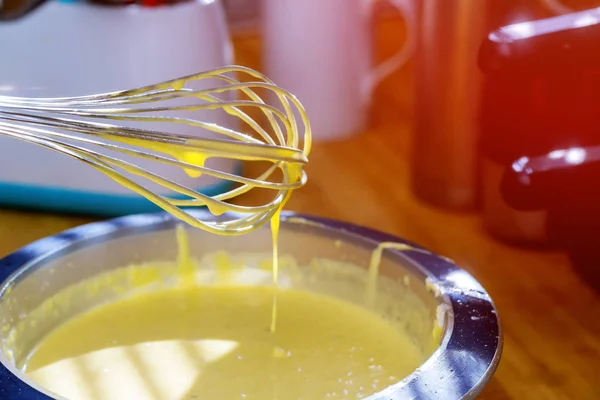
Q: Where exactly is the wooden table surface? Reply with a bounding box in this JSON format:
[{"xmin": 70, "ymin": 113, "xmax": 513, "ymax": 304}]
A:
[{"xmin": 1, "ymin": 17, "xmax": 599, "ymax": 400}]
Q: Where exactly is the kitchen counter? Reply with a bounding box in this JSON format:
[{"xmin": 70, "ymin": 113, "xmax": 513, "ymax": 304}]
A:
[{"xmin": 1, "ymin": 17, "xmax": 599, "ymax": 400}]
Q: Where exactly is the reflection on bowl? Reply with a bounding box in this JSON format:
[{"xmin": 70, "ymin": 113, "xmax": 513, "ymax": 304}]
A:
[{"xmin": 0, "ymin": 211, "xmax": 501, "ymax": 399}]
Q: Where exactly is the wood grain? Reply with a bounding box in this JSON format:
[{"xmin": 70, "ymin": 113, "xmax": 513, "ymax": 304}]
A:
[{"xmin": 0, "ymin": 14, "xmax": 599, "ymax": 400}]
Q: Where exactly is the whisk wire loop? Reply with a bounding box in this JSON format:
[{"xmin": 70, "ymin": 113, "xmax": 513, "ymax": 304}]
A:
[{"xmin": 0, "ymin": 66, "xmax": 311, "ymax": 235}]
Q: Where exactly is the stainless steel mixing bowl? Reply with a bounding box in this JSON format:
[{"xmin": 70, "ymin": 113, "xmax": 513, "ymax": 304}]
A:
[{"xmin": 0, "ymin": 211, "xmax": 501, "ymax": 399}]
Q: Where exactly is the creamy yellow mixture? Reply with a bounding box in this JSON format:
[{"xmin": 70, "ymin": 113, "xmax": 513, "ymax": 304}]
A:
[
  {"xmin": 9, "ymin": 223, "xmax": 438, "ymax": 400},
  {"xmin": 24, "ymin": 284, "xmax": 423, "ymax": 400},
  {"xmin": 7, "ymin": 219, "xmax": 440, "ymax": 400}
]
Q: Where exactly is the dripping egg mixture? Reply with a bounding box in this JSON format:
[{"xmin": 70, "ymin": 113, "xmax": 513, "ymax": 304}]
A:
[{"xmin": 1, "ymin": 225, "xmax": 443, "ymax": 400}]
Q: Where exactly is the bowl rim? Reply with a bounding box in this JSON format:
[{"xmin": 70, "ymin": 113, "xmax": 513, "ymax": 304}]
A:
[{"xmin": 0, "ymin": 210, "xmax": 502, "ymax": 400}]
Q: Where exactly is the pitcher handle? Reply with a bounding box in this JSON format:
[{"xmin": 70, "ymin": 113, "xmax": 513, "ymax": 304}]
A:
[{"xmin": 362, "ymin": 0, "xmax": 416, "ymax": 103}]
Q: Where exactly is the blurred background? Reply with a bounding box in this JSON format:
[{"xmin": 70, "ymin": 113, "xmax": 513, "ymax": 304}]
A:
[{"xmin": 1, "ymin": 0, "xmax": 600, "ymax": 398}]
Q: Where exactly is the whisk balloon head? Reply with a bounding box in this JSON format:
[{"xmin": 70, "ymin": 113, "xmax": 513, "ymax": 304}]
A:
[{"xmin": 0, "ymin": 66, "xmax": 311, "ymax": 234}]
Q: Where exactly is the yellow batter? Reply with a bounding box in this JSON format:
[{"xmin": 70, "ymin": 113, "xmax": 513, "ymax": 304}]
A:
[{"xmin": 24, "ymin": 284, "xmax": 423, "ymax": 400}]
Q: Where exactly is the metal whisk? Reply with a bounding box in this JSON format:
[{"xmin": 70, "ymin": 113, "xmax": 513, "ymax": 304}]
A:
[{"xmin": 0, "ymin": 66, "xmax": 311, "ymax": 235}]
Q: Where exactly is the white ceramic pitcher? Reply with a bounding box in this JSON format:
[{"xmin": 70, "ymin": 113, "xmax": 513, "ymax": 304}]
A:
[{"xmin": 261, "ymin": 0, "xmax": 415, "ymax": 141}]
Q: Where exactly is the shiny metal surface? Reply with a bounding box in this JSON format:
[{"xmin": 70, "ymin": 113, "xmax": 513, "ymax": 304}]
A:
[
  {"xmin": 411, "ymin": 0, "xmax": 488, "ymax": 210},
  {"xmin": 0, "ymin": 211, "xmax": 501, "ymax": 399}
]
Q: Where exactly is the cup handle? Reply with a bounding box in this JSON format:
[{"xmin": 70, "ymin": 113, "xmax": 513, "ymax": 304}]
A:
[{"xmin": 362, "ymin": 0, "xmax": 416, "ymax": 103}]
